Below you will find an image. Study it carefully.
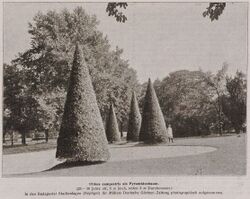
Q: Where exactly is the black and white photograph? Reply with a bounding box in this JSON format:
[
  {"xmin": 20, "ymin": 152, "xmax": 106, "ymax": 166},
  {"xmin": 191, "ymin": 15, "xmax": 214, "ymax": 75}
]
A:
[{"xmin": 1, "ymin": 0, "xmax": 248, "ymax": 183}]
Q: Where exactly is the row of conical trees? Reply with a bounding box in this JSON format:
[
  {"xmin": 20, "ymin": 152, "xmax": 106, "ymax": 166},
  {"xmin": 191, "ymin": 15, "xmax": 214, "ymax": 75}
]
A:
[
  {"xmin": 56, "ymin": 44, "xmax": 168, "ymax": 163},
  {"xmin": 105, "ymin": 91, "xmax": 141, "ymax": 143}
]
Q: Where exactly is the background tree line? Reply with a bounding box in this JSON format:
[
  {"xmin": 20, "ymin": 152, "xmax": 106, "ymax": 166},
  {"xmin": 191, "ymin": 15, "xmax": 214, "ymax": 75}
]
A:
[
  {"xmin": 3, "ymin": 7, "xmax": 140, "ymax": 144},
  {"xmin": 151, "ymin": 66, "xmax": 246, "ymax": 137},
  {"xmin": 3, "ymin": 7, "xmax": 246, "ymax": 145}
]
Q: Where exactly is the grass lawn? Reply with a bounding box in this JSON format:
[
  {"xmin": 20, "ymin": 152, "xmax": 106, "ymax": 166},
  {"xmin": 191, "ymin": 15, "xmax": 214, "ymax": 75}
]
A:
[
  {"xmin": 3, "ymin": 133, "xmax": 246, "ymax": 176},
  {"xmin": 3, "ymin": 139, "xmax": 57, "ymax": 155}
]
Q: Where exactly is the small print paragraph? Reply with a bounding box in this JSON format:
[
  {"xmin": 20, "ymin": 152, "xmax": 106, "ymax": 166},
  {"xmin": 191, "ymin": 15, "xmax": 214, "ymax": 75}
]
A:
[{"xmin": 24, "ymin": 181, "xmax": 223, "ymax": 197}]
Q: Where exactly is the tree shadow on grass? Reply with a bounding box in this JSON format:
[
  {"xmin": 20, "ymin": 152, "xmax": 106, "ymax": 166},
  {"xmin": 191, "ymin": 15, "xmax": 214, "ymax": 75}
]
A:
[
  {"xmin": 45, "ymin": 161, "xmax": 106, "ymax": 172},
  {"xmin": 3, "ymin": 161, "xmax": 106, "ymax": 177}
]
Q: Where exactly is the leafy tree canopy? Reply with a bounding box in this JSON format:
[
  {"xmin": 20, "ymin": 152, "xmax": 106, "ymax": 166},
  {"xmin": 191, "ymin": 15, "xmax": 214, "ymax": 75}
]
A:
[
  {"xmin": 5, "ymin": 7, "xmax": 140, "ymax": 141},
  {"xmin": 106, "ymin": 2, "xmax": 226, "ymax": 23},
  {"xmin": 203, "ymin": 3, "xmax": 226, "ymax": 21},
  {"xmin": 150, "ymin": 66, "xmax": 245, "ymax": 137},
  {"xmin": 106, "ymin": 2, "xmax": 128, "ymax": 23},
  {"xmin": 222, "ymin": 71, "xmax": 247, "ymax": 133}
]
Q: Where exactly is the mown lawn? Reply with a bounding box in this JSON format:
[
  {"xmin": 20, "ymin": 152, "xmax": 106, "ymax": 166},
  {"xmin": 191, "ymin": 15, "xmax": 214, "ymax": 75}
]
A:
[
  {"xmin": 3, "ymin": 133, "xmax": 246, "ymax": 176},
  {"xmin": 3, "ymin": 139, "xmax": 57, "ymax": 155}
]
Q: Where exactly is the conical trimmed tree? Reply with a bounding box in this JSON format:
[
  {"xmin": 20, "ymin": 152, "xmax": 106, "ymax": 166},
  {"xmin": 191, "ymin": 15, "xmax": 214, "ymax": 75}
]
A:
[
  {"xmin": 127, "ymin": 91, "xmax": 141, "ymax": 141},
  {"xmin": 56, "ymin": 44, "xmax": 110, "ymax": 162},
  {"xmin": 105, "ymin": 103, "xmax": 121, "ymax": 143},
  {"xmin": 139, "ymin": 78, "xmax": 168, "ymax": 143}
]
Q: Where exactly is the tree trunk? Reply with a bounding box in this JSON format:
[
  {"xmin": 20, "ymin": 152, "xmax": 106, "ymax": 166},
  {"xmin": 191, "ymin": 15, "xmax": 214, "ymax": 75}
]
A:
[
  {"xmin": 3, "ymin": 132, "xmax": 6, "ymax": 144},
  {"xmin": 21, "ymin": 130, "xmax": 26, "ymax": 145},
  {"xmin": 219, "ymin": 124, "xmax": 223, "ymax": 135},
  {"xmin": 218, "ymin": 112, "xmax": 223, "ymax": 136},
  {"xmin": 217, "ymin": 96, "xmax": 223, "ymax": 136},
  {"xmin": 120, "ymin": 122, "xmax": 123, "ymax": 138},
  {"xmin": 45, "ymin": 129, "xmax": 49, "ymax": 143},
  {"xmin": 234, "ymin": 125, "xmax": 241, "ymax": 134},
  {"xmin": 11, "ymin": 131, "xmax": 14, "ymax": 146}
]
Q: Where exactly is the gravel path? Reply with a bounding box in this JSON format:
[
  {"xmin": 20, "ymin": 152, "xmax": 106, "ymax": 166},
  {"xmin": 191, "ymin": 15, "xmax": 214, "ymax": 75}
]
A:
[{"xmin": 3, "ymin": 134, "xmax": 246, "ymax": 177}]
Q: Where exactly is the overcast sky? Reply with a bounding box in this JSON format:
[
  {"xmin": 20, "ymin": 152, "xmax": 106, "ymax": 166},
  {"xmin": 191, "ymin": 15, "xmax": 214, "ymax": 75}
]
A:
[{"xmin": 4, "ymin": 2, "xmax": 248, "ymax": 83}]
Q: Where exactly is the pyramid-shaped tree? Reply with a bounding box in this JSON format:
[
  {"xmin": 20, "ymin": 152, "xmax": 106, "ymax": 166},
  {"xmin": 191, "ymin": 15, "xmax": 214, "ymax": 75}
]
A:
[
  {"xmin": 127, "ymin": 91, "xmax": 141, "ymax": 141},
  {"xmin": 105, "ymin": 103, "xmax": 121, "ymax": 143},
  {"xmin": 139, "ymin": 78, "xmax": 168, "ymax": 143},
  {"xmin": 56, "ymin": 44, "xmax": 110, "ymax": 162}
]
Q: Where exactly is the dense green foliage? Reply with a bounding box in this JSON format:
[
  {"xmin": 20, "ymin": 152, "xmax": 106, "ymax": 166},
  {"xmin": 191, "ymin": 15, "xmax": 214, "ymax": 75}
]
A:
[
  {"xmin": 4, "ymin": 7, "xmax": 139, "ymax": 144},
  {"xmin": 150, "ymin": 67, "xmax": 246, "ymax": 137},
  {"xmin": 107, "ymin": 2, "xmax": 226, "ymax": 23},
  {"xmin": 106, "ymin": 2, "xmax": 128, "ymax": 23},
  {"xmin": 154, "ymin": 70, "xmax": 212, "ymax": 137},
  {"xmin": 3, "ymin": 63, "xmax": 53, "ymax": 144},
  {"xmin": 222, "ymin": 72, "xmax": 247, "ymax": 133},
  {"xmin": 3, "ymin": 6, "xmax": 246, "ymax": 146},
  {"xmin": 139, "ymin": 79, "xmax": 168, "ymax": 143},
  {"xmin": 203, "ymin": 3, "xmax": 226, "ymax": 21},
  {"xmin": 56, "ymin": 44, "xmax": 110, "ymax": 162},
  {"xmin": 105, "ymin": 103, "xmax": 121, "ymax": 143},
  {"xmin": 127, "ymin": 92, "xmax": 141, "ymax": 141}
]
